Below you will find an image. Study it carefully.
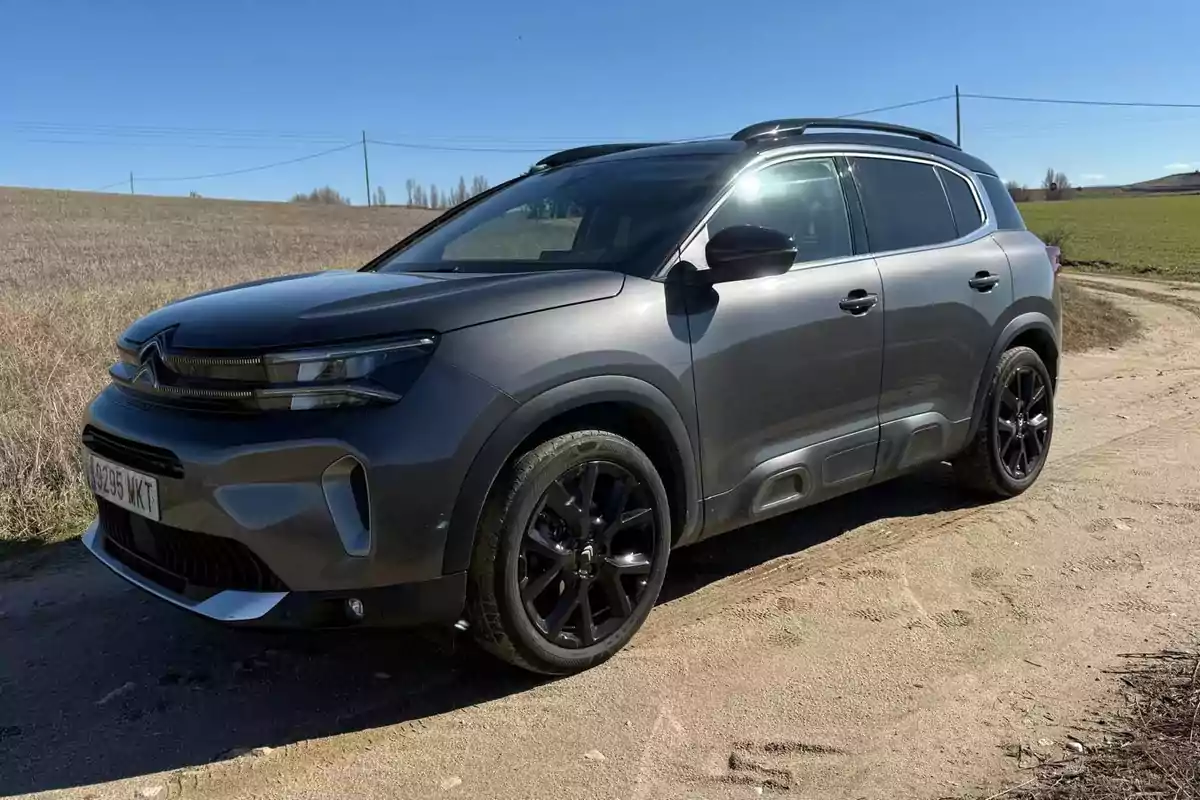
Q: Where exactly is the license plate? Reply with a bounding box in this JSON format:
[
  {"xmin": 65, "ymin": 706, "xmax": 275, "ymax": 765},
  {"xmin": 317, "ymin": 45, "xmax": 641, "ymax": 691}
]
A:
[{"xmin": 86, "ymin": 453, "xmax": 160, "ymax": 521}]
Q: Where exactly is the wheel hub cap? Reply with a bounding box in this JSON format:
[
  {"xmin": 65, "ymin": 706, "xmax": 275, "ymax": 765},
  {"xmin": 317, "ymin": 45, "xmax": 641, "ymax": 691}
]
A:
[{"xmin": 576, "ymin": 543, "xmax": 596, "ymax": 578}]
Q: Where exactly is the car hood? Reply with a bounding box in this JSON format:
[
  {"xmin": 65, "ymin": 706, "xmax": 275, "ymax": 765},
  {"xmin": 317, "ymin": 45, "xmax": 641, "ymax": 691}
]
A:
[{"xmin": 120, "ymin": 268, "xmax": 626, "ymax": 350}]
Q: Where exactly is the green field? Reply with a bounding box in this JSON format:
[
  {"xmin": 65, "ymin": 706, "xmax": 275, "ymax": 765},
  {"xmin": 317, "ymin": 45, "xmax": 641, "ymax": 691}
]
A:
[{"xmin": 1019, "ymin": 194, "xmax": 1200, "ymax": 279}]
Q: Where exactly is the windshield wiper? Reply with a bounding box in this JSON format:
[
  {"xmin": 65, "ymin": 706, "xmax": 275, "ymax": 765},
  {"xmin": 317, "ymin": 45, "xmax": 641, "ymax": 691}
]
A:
[{"xmin": 405, "ymin": 266, "xmax": 462, "ymax": 273}]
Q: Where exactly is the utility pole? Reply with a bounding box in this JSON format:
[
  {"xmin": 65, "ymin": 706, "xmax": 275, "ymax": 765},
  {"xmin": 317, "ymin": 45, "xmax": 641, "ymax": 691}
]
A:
[
  {"xmin": 955, "ymin": 85, "xmax": 962, "ymax": 147},
  {"xmin": 362, "ymin": 131, "xmax": 371, "ymax": 207},
  {"xmin": 129, "ymin": 171, "xmax": 135, "ymax": 195}
]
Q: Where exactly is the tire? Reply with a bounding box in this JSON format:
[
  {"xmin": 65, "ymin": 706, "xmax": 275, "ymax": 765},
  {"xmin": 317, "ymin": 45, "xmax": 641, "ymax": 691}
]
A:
[
  {"xmin": 955, "ymin": 346, "xmax": 1054, "ymax": 498},
  {"xmin": 466, "ymin": 430, "xmax": 672, "ymax": 675}
]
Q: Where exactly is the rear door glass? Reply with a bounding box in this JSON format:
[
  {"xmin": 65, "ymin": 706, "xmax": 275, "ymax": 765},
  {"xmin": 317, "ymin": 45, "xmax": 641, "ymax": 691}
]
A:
[{"xmin": 849, "ymin": 157, "xmax": 957, "ymax": 252}]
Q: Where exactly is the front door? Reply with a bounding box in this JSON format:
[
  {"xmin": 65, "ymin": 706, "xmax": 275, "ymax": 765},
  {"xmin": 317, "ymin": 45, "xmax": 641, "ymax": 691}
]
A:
[{"xmin": 678, "ymin": 156, "xmax": 885, "ymax": 537}]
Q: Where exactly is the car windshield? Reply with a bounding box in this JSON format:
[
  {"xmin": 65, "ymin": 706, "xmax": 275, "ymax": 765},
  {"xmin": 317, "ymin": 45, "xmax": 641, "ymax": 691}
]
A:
[{"xmin": 373, "ymin": 153, "xmax": 730, "ymax": 278}]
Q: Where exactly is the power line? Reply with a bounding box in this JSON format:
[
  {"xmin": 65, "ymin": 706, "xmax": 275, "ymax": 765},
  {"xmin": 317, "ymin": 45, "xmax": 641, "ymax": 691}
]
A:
[
  {"xmin": 90, "ymin": 179, "xmax": 130, "ymax": 192},
  {"xmin": 837, "ymin": 94, "xmax": 955, "ymax": 118},
  {"xmin": 2, "ymin": 136, "xmax": 349, "ymax": 151},
  {"xmin": 963, "ymin": 92, "xmax": 1200, "ymax": 110},
  {"xmin": 0, "ymin": 120, "xmax": 359, "ymax": 142},
  {"xmin": 136, "ymin": 142, "xmax": 358, "ymax": 183},
  {"xmin": 60, "ymin": 93, "xmax": 966, "ymax": 192},
  {"xmin": 0, "ymin": 119, "xmax": 644, "ymax": 147},
  {"xmin": 369, "ymin": 138, "xmax": 554, "ymax": 154}
]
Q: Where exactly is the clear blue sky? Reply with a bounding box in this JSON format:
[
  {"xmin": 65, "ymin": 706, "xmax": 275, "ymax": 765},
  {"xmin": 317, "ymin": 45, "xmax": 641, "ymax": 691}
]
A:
[{"xmin": 5, "ymin": 0, "xmax": 1199, "ymax": 203}]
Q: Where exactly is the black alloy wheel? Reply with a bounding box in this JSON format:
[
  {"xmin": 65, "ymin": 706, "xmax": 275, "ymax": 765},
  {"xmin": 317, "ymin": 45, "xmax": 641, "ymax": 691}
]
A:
[
  {"xmin": 467, "ymin": 430, "xmax": 672, "ymax": 675},
  {"xmin": 519, "ymin": 460, "xmax": 658, "ymax": 649},
  {"xmin": 994, "ymin": 366, "xmax": 1051, "ymax": 480},
  {"xmin": 953, "ymin": 345, "xmax": 1055, "ymax": 498}
]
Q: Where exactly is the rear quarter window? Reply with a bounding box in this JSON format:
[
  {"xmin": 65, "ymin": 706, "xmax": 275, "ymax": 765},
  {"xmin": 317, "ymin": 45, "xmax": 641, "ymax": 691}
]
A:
[
  {"xmin": 937, "ymin": 167, "xmax": 984, "ymax": 236},
  {"xmin": 977, "ymin": 173, "xmax": 1027, "ymax": 231}
]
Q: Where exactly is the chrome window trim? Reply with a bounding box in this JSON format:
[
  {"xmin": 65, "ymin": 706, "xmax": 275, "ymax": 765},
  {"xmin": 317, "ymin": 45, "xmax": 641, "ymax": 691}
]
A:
[{"xmin": 656, "ymin": 144, "xmax": 997, "ymax": 279}]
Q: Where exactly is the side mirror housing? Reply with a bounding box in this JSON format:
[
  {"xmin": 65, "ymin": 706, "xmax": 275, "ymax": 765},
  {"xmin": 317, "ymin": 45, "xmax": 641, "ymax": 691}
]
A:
[{"xmin": 694, "ymin": 225, "xmax": 797, "ymax": 285}]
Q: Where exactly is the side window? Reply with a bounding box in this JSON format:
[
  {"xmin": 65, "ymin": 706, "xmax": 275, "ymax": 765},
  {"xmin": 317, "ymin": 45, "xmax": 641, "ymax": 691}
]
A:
[
  {"xmin": 938, "ymin": 167, "xmax": 984, "ymax": 236},
  {"xmin": 977, "ymin": 173, "xmax": 1028, "ymax": 231},
  {"xmin": 850, "ymin": 157, "xmax": 957, "ymax": 252},
  {"xmin": 706, "ymin": 158, "xmax": 852, "ymax": 265}
]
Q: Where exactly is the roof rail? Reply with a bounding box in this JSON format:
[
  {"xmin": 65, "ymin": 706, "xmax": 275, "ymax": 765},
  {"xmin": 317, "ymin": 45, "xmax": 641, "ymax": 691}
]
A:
[
  {"xmin": 731, "ymin": 118, "xmax": 959, "ymax": 150},
  {"xmin": 530, "ymin": 143, "xmax": 664, "ymax": 172}
]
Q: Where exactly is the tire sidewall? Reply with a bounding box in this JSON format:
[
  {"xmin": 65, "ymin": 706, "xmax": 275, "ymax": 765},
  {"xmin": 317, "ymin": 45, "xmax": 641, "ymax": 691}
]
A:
[
  {"xmin": 494, "ymin": 434, "xmax": 671, "ymax": 673},
  {"xmin": 987, "ymin": 347, "xmax": 1054, "ymax": 493}
]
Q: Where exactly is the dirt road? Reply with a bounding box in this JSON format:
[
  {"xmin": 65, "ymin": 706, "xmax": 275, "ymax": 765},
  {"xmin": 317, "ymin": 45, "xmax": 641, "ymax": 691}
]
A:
[{"xmin": 4, "ymin": 274, "xmax": 1199, "ymax": 800}]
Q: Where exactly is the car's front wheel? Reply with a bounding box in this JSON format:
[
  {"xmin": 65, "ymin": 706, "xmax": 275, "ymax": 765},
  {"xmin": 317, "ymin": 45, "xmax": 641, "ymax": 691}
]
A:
[
  {"xmin": 955, "ymin": 345, "xmax": 1054, "ymax": 497},
  {"xmin": 466, "ymin": 430, "xmax": 671, "ymax": 675}
]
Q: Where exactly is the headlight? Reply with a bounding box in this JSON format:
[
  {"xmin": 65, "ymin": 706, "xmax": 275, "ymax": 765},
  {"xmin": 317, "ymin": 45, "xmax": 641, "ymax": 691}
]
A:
[
  {"xmin": 259, "ymin": 335, "xmax": 437, "ymax": 410},
  {"xmin": 111, "ymin": 333, "xmax": 438, "ymax": 412}
]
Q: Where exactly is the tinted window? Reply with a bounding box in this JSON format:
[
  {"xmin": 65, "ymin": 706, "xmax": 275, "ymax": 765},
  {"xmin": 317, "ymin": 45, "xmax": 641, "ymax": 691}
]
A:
[
  {"xmin": 978, "ymin": 173, "xmax": 1027, "ymax": 231},
  {"xmin": 706, "ymin": 158, "xmax": 852, "ymax": 264},
  {"xmin": 938, "ymin": 167, "xmax": 983, "ymax": 235},
  {"xmin": 375, "ymin": 153, "xmax": 729, "ymax": 278},
  {"xmin": 850, "ymin": 157, "xmax": 957, "ymax": 252}
]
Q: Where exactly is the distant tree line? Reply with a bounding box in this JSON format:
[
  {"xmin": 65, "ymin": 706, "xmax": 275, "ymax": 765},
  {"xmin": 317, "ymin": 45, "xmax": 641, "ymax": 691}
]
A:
[
  {"xmin": 405, "ymin": 175, "xmax": 490, "ymax": 209},
  {"xmin": 1005, "ymin": 168, "xmax": 1073, "ymax": 203},
  {"xmin": 290, "ymin": 186, "xmax": 351, "ymax": 205},
  {"xmin": 287, "ymin": 175, "xmax": 490, "ymax": 209}
]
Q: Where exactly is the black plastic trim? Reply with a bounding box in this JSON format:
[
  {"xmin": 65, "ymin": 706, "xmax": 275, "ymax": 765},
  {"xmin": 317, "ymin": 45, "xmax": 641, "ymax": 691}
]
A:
[
  {"xmin": 531, "ymin": 143, "xmax": 666, "ymax": 171},
  {"xmin": 239, "ymin": 572, "xmax": 468, "ymax": 629},
  {"xmin": 82, "ymin": 425, "xmax": 184, "ymax": 478}
]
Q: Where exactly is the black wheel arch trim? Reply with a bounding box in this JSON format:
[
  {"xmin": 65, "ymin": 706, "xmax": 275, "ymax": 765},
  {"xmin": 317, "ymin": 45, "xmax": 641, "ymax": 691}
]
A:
[
  {"xmin": 441, "ymin": 375, "xmax": 703, "ymax": 575},
  {"xmin": 966, "ymin": 311, "xmax": 1060, "ymax": 442}
]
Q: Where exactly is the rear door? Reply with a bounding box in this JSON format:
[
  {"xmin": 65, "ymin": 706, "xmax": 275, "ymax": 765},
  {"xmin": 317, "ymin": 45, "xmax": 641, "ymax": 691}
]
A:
[
  {"xmin": 847, "ymin": 154, "xmax": 1012, "ymax": 479},
  {"xmin": 680, "ymin": 155, "xmax": 885, "ymax": 536}
]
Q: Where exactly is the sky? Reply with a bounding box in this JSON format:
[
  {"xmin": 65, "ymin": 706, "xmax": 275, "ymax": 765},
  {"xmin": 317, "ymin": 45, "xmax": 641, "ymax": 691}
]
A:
[{"xmin": 4, "ymin": 0, "xmax": 1200, "ymax": 203}]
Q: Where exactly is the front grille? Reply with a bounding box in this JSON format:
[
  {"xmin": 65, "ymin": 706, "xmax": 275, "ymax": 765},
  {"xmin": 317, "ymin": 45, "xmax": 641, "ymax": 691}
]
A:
[
  {"xmin": 82, "ymin": 426, "xmax": 184, "ymax": 478},
  {"xmin": 98, "ymin": 500, "xmax": 287, "ymax": 595}
]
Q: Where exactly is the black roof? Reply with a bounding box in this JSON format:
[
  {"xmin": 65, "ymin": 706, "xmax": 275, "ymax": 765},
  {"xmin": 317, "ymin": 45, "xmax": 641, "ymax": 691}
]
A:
[{"xmin": 536, "ymin": 125, "xmax": 997, "ymax": 177}]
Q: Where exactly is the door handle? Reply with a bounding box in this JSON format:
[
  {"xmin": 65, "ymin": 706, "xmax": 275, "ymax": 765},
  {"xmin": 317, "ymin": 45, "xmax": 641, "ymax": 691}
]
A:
[
  {"xmin": 838, "ymin": 290, "xmax": 878, "ymax": 315},
  {"xmin": 968, "ymin": 271, "xmax": 1001, "ymax": 292}
]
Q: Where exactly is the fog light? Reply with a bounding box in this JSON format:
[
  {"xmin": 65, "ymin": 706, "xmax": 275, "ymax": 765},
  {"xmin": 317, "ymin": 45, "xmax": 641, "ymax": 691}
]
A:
[{"xmin": 346, "ymin": 598, "xmax": 365, "ymax": 620}]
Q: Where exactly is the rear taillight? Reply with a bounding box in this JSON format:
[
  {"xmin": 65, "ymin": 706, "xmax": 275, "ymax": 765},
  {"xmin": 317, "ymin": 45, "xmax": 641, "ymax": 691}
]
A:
[{"xmin": 1046, "ymin": 245, "xmax": 1061, "ymax": 275}]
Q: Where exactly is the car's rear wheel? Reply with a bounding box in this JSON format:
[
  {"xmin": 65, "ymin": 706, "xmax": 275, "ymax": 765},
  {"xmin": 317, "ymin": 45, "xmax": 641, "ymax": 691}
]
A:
[
  {"xmin": 955, "ymin": 345, "xmax": 1054, "ymax": 497},
  {"xmin": 466, "ymin": 430, "xmax": 671, "ymax": 675}
]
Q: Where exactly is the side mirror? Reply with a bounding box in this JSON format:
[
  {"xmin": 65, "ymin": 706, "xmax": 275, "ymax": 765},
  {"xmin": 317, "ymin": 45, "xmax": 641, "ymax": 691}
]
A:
[{"xmin": 695, "ymin": 225, "xmax": 797, "ymax": 285}]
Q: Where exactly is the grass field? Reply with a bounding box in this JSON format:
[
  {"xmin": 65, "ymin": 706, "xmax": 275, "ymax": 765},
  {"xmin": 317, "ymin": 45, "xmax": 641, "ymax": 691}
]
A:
[
  {"xmin": 0, "ymin": 186, "xmax": 1157, "ymax": 557},
  {"xmin": 0, "ymin": 187, "xmax": 438, "ymax": 556},
  {"xmin": 1020, "ymin": 194, "xmax": 1200, "ymax": 278}
]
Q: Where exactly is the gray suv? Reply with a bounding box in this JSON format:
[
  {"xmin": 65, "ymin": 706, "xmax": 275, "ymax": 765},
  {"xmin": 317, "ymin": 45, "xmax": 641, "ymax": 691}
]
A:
[{"xmin": 81, "ymin": 119, "xmax": 1061, "ymax": 674}]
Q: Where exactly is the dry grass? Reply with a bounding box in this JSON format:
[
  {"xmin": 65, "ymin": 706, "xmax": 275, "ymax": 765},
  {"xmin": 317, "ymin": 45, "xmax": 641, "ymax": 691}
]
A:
[
  {"xmin": 998, "ymin": 649, "xmax": 1200, "ymax": 800},
  {"xmin": 1059, "ymin": 280, "xmax": 1142, "ymax": 353},
  {"xmin": 0, "ymin": 186, "xmax": 437, "ymax": 556}
]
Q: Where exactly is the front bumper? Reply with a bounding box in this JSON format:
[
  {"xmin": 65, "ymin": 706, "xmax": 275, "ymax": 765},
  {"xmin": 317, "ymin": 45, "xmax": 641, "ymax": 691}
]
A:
[
  {"xmin": 79, "ymin": 358, "xmax": 515, "ymax": 625},
  {"xmin": 83, "ymin": 519, "xmax": 467, "ymax": 627}
]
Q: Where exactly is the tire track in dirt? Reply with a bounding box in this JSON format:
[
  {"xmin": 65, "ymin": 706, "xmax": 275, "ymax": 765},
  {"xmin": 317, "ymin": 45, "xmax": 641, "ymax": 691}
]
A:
[{"xmin": 644, "ymin": 409, "xmax": 1199, "ymax": 640}]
